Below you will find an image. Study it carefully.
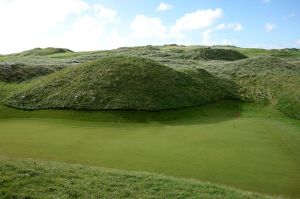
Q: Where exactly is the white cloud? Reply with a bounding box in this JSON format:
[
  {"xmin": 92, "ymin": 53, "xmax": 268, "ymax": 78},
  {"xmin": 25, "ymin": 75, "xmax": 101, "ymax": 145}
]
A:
[
  {"xmin": 0, "ymin": 1, "xmax": 250, "ymax": 54},
  {"xmin": 216, "ymin": 23, "xmax": 243, "ymax": 31},
  {"xmin": 221, "ymin": 39, "xmax": 235, "ymax": 45},
  {"xmin": 93, "ymin": 4, "xmax": 119, "ymax": 24},
  {"xmin": 156, "ymin": 2, "xmax": 173, "ymax": 11},
  {"xmin": 130, "ymin": 15, "xmax": 168, "ymax": 40},
  {"xmin": 0, "ymin": 0, "xmax": 89, "ymax": 31},
  {"xmin": 200, "ymin": 23, "xmax": 243, "ymax": 45},
  {"xmin": 201, "ymin": 29, "xmax": 214, "ymax": 45},
  {"xmin": 0, "ymin": 0, "xmax": 121, "ymax": 54},
  {"xmin": 265, "ymin": 23, "xmax": 276, "ymax": 32},
  {"xmin": 284, "ymin": 13, "xmax": 297, "ymax": 19},
  {"xmin": 172, "ymin": 8, "xmax": 223, "ymax": 33},
  {"xmin": 296, "ymin": 39, "xmax": 300, "ymax": 46}
]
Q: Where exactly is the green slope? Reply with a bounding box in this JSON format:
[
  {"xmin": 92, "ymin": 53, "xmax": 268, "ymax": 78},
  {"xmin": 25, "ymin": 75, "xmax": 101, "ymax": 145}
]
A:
[
  {"xmin": 202, "ymin": 56, "xmax": 300, "ymax": 119},
  {"xmin": 184, "ymin": 47, "xmax": 248, "ymax": 61},
  {"xmin": 0, "ymin": 158, "xmax": 273, "ymax": 199},
  {"xmin": 15, "ymin": 47, "xmax": 73, "ymax": 56},
  {"xmin": 5, "ymin": 55, "xmax": 237, "ymax": 110}
]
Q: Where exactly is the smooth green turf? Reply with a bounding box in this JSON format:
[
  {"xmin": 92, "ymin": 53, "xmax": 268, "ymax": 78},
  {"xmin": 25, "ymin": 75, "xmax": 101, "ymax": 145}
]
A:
[
  {"xmin": 0, "ymin": 101, "xmax": 299, "ymax": 198},
  {"xmin": 0, "ymin": 159, "xmax": 273, "ymax": 199}
]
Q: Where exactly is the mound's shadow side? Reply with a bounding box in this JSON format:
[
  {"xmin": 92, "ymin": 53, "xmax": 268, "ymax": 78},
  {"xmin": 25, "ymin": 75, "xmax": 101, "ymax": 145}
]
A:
[{"xmin": 5, "ymin": 56, "xmax": 238, "ymax": 110}]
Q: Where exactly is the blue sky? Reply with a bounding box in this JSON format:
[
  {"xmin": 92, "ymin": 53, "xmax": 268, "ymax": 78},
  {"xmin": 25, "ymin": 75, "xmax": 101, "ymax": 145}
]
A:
[{"xmin": 0, "ymin": 0, "xmax": 299, "ymax": 54}]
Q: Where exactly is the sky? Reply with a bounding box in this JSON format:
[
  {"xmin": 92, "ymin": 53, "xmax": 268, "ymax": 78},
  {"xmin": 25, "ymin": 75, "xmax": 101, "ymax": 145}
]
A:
[{"xmin": 0, "ymin": 0, "xmax": 299, "ymax": 54}]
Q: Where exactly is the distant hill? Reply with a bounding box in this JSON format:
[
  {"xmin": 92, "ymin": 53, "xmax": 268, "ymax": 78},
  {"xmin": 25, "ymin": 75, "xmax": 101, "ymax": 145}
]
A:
[
  {"xmin": 5, "ymin": 56, "xmax": 238, "ymax": 110},
  {"xmin": 15, "ymin": 47, "xmax": 73, "ymax": 56},
  {"xmin": 184, "ymin": 47, "xmax": 247, "ymax": 61}
]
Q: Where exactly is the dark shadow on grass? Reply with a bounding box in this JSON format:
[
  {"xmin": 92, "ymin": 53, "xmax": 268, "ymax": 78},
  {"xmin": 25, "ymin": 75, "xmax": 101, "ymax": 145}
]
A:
[{"xmin": 0, "ymin": 100, "xmax": 243, "ymax": 126}]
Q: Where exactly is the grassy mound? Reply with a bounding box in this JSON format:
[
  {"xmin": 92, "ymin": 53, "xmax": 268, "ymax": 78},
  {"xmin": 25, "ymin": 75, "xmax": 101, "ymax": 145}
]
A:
[
  {"xmin": 16, "ymin": 47, "xmax": 73, "ymax": 56},
  {"xmin": 0, "ymin": 159, "xmax": 273, "ymax": 199},
  {"xmin": 0, "ymin": 62, "xmax": 56, "ymax": 82},
  {"xmin": 5, "ymin": 56, "xmax": 237, "ymax": 110},
  {"xmin": 204, "ymin": 56, "xmax": 300, "ymax": 119},
  {"xmin": 184, "ymin": 47, "xmax": 247, "ymax": 61}
]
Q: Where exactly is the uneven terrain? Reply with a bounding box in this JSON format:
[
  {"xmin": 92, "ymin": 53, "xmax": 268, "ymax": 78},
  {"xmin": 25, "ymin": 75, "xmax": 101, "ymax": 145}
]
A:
[{"xmin": 0, "ymin": 45, "xmax": 299, "ymax": 198}]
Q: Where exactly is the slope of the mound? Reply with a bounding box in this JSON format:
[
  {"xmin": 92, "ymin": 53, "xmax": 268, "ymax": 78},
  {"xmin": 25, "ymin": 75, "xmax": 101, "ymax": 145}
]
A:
[
  {"xmin": 184, "ymin": 47, "xmax": 247, "ymax": 61},
  {"xmin": 16, "ymin": 47, "xmax": 73, "ymax": 56},
  {"xmin": 0, "ymin": 159, "xmax": 273, "ymax": 199},
  {"xmin": 5, "ymin": 56, "xmax": 237, "ymax": 110},
  {"xmin": 203, "ymin": 56, "xmax": 300, "ymax": 119}
]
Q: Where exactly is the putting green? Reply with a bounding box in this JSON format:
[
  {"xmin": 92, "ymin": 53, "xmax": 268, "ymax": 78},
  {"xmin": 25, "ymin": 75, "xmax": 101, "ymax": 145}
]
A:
[{"xmin": 0, "ymin": 101, "xmax": 299, "ymax": 198}]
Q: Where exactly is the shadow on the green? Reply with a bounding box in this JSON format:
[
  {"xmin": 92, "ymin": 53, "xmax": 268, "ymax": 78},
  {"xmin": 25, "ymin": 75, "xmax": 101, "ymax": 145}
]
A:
[{"xmin": 0, "ymin": 100, "xmax": 243, "ymax": 125}]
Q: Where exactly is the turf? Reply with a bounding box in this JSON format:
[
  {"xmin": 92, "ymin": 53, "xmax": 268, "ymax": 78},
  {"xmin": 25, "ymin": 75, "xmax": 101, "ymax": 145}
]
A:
[
  {"xmin": 0, "ymin": 159, "xmax": 273, "ymax": 199},
  {"xmin": 0, "ymin": 101, "xmax": 299, "ymax": 198}
]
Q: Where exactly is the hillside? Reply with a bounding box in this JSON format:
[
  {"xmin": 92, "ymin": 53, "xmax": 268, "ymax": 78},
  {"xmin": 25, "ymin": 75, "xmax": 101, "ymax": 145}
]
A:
[
  {"xmin": 0, "ymin": 158, "xmax": 274, "ymax": 199},
  {"xmin": 0, "ymin": 45, "xmax": 299, "ymax": 119},
  {"xmin": 184, "ymin": 47, "xmax": 248, "ymax": 61},
  {"xmin": 15, "ymin": 47, "xmax": 73, "ymax": 56},
  {"xmin": 202, "ymin": 56, "xmax": 300, "ymax": 119},
  {"xmin": 5, "ymin": 55, "xmax": 237, "ymax": 110}
]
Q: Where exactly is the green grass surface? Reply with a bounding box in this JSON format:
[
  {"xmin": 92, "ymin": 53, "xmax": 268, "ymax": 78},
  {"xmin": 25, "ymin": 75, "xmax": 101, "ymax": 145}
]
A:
[
  {"xmin": 0, "ymin": 159, "xmax": 273, "ymax": 199},
  {"xmin": 0, "ymin": 101, "xmax": 299, "ymax": 198}
]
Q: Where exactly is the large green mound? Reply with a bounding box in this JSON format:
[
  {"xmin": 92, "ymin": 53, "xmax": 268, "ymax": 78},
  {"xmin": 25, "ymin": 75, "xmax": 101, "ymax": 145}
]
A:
[
  {"xmin": 184, "ymin": 47, "xmax": 247, "ymax": 61},
  {"xmin": 5, "ymin": 56, "xmax": 237, "ymax": 110},
  {"xmin": 0, "ymin": 159, "xmax": 272, "ymax": 199},
  {"xmin": 203, "ymin": 56, "xmax": 300, "ymax": 119},
  {"xmin": 16, "ymin": 47, "xmax": 73, "ymax": 56}
]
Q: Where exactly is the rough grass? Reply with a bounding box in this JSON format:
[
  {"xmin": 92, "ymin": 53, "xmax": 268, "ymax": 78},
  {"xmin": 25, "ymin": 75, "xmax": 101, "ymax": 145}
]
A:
[
  {"xmin": 0, "ymin": 45, "xmax": 299, "ymax": 119},
  {"xmin": 15, "ymin": 47, "xmax": 73, "ymax": 56},
  {"xmin": 184, "ymin": 47, "xmax": 248, "ymax": 61},
  {"xmin": 0, "ymin": 158, "xmax": 275, "ymax": 199},
  {"xmin": 0, "ymin": 62, "xmax": 57, "ymax": 82},
  {"xmin": 5, "ymin": 55, "xmax": 238, "ymax": 110},
  {"xmin": 0, "ymin": 101, "xmax": 299, "ymax": 198},
  {"xmin": 201, "ymin": 56, "xmax": 300, "ymax": 119}
]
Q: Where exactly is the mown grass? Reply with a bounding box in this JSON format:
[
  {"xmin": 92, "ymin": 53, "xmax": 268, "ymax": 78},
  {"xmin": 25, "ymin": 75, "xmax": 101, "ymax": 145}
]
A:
[
  {"xmin": 0, "ymin": 158, "xmax": 274, "ymax": 199},
  {"xmin": 0, "ymin": 101, "xmax": 299, "ymax": 198}
]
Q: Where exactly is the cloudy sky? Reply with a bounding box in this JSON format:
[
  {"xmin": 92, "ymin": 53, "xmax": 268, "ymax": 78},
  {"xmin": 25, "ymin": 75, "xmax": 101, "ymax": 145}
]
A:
[{"xmin": 0, "ymin": 0, "xmax": 299, "ymax": 54}]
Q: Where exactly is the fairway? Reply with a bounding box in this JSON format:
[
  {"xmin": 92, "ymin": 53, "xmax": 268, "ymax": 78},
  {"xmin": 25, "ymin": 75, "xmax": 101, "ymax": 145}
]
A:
[{"xmin": 0, "ymin": 101, "xmax": 299, "ymax": 198}]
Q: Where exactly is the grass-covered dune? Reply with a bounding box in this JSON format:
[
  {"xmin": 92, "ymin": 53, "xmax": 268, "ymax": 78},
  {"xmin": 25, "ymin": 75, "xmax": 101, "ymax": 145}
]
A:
[
  {"xmin": 202, "ymin": 56, "xmax": 300, "ymax": 119},
  {"xmin": 0, "ymin": 159, "xmax": 273, "ymax": 199},
  {"xmin": 0, "ymin": 62, "xmax": 56, "ymax": 83},
  {"xmin": 15, "ymin": 47, "xmax": 73, "ymax": 56},
  {"xmin": 184, "ymin": 47, "xmax": 248, "ymax": 61},
  {"xmin": 5, "ymin": 55, "xmax": 237, "ymax": 110}
]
